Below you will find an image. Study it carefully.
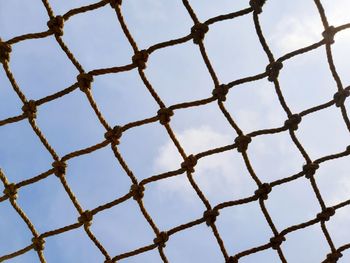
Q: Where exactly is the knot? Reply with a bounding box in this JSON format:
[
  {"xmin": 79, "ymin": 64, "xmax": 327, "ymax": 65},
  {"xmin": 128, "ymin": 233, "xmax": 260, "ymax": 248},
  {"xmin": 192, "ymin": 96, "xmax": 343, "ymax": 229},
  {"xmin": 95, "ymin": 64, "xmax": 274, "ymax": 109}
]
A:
[
  {"xmin": 52, "ymin": 160, "xmax": 67, "ymax": 177},
  {"xmin": 326, "ymin": 251, "xmax": 342, "ymax": 263},
  {"xmin": 203, "ymin": 209, "xmax": 219, "ymax": 226},
  {"xmin": 317, "ymin": 207, "xmax": 335, "ymax": 222},
  {"xmin": 249, "ymin": 0, "xmax": 267, "ymax": 14},
  {"xmin": 77, "ymin": 73, "xmax": 93, "ymax": 92},
  {"xmin": 254, "ymin": 183, "xmax": 271, "ymax": 200},
  {"xmin": 157, "ymin": 108, "xmax": 174, "ymax": 125},
  {"xmin": 234, "ymin": 135, "xmax": 252, "ymax": 152},
  {"xmin": 333, "ymin": 89, "xmax": 349, "ymax": 107},
  {"xmin": 22, "ymin": 100, "xmax": 37, "ymax": 119},
  {"xmin": 284, "ymin": 114, "xmax": 301, "ymax": 131},
  {"xmin": 322, "ymin": 26, "xmax": 336, "ymax": 45},
  {"xmin": 191, "ymin": 23, "xmax": 209, "ymax": 44},
  {"xmin": 212, "ymin": 84, "xmax": 229, "ymax": 101},
  {"xmin": 104, "ymin": 126, "xmax": 122, "ymax": 145},
  {"xmin": 153, "ymin": 231, "xmax": 169, "ymax": 247},
  {"xmin": 0, "ymin": 41, "xmax": 11, "ymax": 63},
  {"xmin": 303, "ymin": 162, "xmax": 319, "ymax": 179},
  {"xmin": 226, "ymin": 256, "xmax": 238, "ymax": 263},
  {"xmin": 47, "ymin": 16, "xmax": 64, "ymax": 36},
  {"xmin": 108, "ymin": 0, "xmax": 122, "ymax": 8},
  {"xmin": 132, "ymin": 50, "xmax": 149, "ymax": 69},
  {"xmin": 130, "ymin": 184, "xmax": 144, "ymax": 200},
  {"xmin": 270, "ymin": 234, "xmax": 286, "ymax": 249},
  {"xmin": 266, "ymin": 61, "xmax": 283, "ymax": 81},
  {"xmin": 78, "ymin": 210, "xmax": 93, "ymax": 226},
  {"xmin": 181, "ymin": 155, "xmax": 197, "ymax": 173},
  {"xmin": 32, "ymin": 237, "xmax": 45, "ymax": 252},
  {"xmin": 3, "ymin": 183, "xmax": 18, "ymax": 200}
]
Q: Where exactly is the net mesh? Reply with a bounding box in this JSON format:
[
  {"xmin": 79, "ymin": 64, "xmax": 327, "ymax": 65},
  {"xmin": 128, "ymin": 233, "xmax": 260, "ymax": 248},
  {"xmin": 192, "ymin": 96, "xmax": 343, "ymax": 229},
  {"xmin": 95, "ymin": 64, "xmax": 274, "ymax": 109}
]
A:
[{"xmin": 0, "ymin": 0, "xmax": 350, "ymax": 262}]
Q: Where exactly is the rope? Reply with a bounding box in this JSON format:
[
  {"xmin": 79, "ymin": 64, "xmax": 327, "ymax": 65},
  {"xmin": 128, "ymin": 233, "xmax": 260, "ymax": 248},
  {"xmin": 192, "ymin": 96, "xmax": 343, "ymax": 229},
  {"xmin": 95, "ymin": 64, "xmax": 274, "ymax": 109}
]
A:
[{"xmin": 1, "ymin": 0, "xmax": 350, "ymax": 262}]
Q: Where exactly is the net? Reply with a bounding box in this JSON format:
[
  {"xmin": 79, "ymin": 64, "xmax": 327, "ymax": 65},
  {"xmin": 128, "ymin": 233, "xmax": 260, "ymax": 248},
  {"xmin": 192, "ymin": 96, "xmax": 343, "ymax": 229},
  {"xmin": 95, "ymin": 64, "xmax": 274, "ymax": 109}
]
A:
[{"xmin": 0, "ymin": 0, "xmax": 350, "ymax": 262}]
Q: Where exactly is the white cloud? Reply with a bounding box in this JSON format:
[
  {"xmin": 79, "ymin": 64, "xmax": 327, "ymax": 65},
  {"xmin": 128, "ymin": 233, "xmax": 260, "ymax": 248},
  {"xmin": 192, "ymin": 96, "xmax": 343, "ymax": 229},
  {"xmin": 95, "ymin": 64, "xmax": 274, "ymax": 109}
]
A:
[
  {"xmin": 329, "ymin": 177, "xmax": 350, "ymax": 207},
  {"xmin": 235, "ymin": 109, "xmax": 260, "ymax": 132},
  {"xmin": 270, "ymin": 0, "xmax": 350, "ymax": 53},
  {"xmin": 271, "ymin": 16, "xmax": 322, "ymax": 53},
  {"xmin": 322, "ymin": 0, "xmax": 350, "ymax": 26},
  {"xmin": 153, "ymin": 126, "xmax": 254, "ymax": 203}
]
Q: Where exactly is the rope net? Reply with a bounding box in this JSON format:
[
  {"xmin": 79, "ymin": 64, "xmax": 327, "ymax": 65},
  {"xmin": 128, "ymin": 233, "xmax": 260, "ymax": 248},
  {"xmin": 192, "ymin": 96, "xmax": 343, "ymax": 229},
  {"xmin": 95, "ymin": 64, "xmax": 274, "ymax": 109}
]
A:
[{"xmin": 0, "ymin": 0, "xmax": 350, "ymax": 262}]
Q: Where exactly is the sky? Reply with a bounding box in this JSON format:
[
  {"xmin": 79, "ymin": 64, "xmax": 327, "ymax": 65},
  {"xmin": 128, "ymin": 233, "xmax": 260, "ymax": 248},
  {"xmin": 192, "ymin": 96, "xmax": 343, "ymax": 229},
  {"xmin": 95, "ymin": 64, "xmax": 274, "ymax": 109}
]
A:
[{"xmin": 0, "ymin": 0, "xmax": 350, "ymax": 262}]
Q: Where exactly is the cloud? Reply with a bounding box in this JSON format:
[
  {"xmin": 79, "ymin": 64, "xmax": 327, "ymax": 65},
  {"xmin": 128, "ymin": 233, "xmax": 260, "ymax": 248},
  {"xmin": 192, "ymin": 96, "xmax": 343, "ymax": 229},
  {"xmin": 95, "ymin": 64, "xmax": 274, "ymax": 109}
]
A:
[
  {"xmin": 2, "ymin": 1, "xmax": 350, "ymax": 262},
  {"xmin": 269, "ymin": 0, "xmax": 350, "ymax": 53},
  {"xmin": 331, "ymin": 178, "xmax": 350, "ymax": 206},
  {"xmin": 322, "ymin": 0, "xmax": 350, "ymax": 26},
  {"xmin": 153, "ymin": 126, "xmax": 254, "ymax": 203},
  {"xmin": 270, "ymin": 16, "xmax": 322, "ymax": 53},
  {"xmin": 325, "ymin": 160, "xmax": 350, "ymax": 209}
]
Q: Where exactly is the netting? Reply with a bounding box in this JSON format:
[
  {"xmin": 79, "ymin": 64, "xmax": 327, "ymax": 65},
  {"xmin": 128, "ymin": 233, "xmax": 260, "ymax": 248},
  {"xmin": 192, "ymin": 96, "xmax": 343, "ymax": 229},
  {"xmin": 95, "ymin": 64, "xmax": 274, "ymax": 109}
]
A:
[{"xmin": 0, "ymin": 0, "xmax": 350, "ymax": 262}]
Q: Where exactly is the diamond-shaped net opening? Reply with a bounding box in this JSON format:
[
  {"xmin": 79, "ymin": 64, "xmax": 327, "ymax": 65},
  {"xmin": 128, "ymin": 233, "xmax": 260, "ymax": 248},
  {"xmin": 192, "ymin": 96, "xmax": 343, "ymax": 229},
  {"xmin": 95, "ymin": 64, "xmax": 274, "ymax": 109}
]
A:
[{"xmin": 1, "ymin": 0, "xmax": 350, "ymax": 262}]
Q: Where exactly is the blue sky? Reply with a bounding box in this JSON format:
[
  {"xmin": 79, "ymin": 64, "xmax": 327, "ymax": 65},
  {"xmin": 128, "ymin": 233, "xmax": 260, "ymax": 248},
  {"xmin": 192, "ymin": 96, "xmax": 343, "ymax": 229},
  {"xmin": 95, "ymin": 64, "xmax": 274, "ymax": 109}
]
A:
[{"xmin": 1, "ymin": 0, "xmax": 350, "ymax": 262}]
